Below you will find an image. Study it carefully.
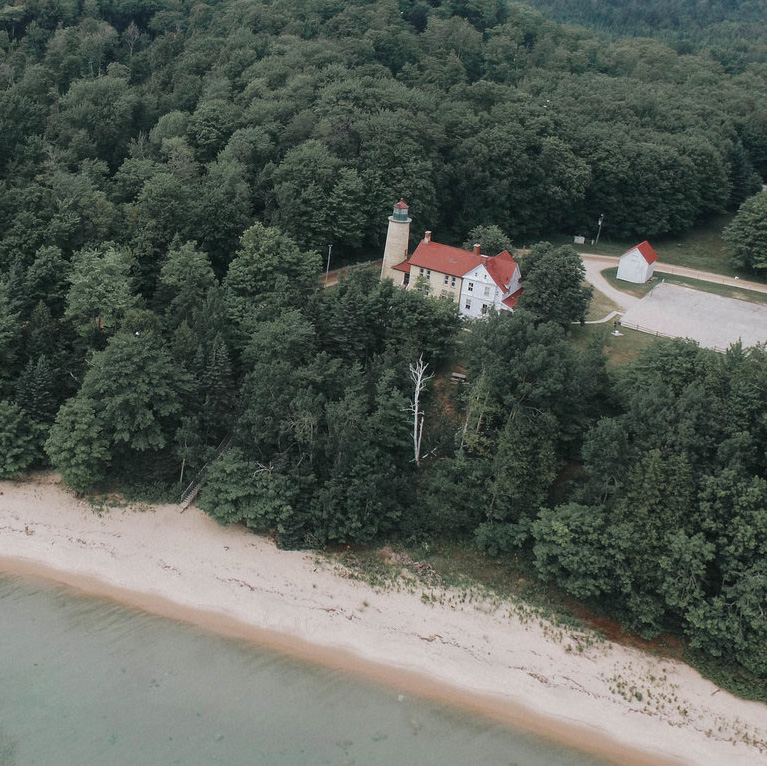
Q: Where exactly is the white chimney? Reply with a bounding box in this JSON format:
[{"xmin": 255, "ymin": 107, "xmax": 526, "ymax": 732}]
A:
[{"xmin": 425, "ymin": 231, "xmax": 432, "ymax": 243}]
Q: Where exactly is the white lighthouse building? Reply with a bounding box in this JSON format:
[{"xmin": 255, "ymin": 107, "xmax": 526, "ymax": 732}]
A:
[{"xmin": 380, "ymin": 199, "xmax": 412, "ymax": 283}]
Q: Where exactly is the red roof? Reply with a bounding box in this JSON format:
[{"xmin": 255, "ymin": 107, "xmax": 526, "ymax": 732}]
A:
[
  {"xmin": 502, "ymin": 287, "xmax": 523, "ymax": 309},
  {"xmin": 394, "ymin": 199, "xmax": 408, "ymax": 209},
  {"xmin": 401, "ymin": 240, "xmax": 520, "ymax": 291},
  {"xmin": 408, "ymin": 240, "xmax": 483, "ymax": 277},
  {"xmin": 626, "ymin": 241, "xmax": 659, "ymax": 265},
  {"xmin": 485, "ymin": 250, "xmax": 519, "ymax": 292}
]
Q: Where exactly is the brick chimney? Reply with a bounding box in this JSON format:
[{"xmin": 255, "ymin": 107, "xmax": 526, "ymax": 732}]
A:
[{"xmin": 473, "ymin": 243, "xmax": 481, "ymax": 255}]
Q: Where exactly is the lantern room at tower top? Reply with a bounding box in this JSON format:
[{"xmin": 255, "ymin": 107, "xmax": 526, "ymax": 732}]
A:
[{"xmin": 391, "ymin": 198, "xmax": 411, "ymax": 222}]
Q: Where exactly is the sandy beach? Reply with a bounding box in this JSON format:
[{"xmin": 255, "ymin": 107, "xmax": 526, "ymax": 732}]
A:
[{"xmin": 1, "ymin": 474, "xmax": 765, "ymax": 765}]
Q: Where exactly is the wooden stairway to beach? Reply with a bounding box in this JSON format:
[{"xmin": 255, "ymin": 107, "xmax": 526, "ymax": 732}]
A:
[{"xmin": 179, "ymin": 433, "xmax": 233, "ymax": 511}]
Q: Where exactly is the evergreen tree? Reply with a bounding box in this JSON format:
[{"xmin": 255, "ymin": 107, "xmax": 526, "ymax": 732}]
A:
[
  {"xmin": 0, "ymin": 400, "xmax": 40, "ymax": 478},
  {"xmin": 15, "ymin": 355, "xmax": 58, "ymax": 423}
]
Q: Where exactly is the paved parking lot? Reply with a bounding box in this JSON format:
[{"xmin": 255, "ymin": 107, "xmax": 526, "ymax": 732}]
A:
[{"xmin": 620, "ymin": 282, "xmax": 767, "ymax": 350}]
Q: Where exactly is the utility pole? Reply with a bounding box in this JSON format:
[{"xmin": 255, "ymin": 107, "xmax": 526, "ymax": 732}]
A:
[
  {"xmin": 595, "ymin": 213, "xmax": 604, "ymax": 245},
  {"xmin": 325, "ymin": 243, "xmax": 333, "ymax": 283}
]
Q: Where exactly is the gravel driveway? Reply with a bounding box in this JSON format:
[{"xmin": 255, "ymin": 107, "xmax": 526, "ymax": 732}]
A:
[{"xmin": 620, "ymin": 282, "xmax": 767, "ymax": 350}]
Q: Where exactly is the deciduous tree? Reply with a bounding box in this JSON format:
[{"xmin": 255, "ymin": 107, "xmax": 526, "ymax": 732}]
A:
[
  {"xmin": 723, "ymin": 191, "xmax": 767, "ymax": 274},
  {"xmin": 517, "ymin": 242, "xmax": 592, "ymax": 327}
]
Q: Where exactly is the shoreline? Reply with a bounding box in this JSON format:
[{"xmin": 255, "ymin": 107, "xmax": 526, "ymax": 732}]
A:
[
  {"xmin": 0, "ymin": 556, "xmax": 660, "ymax": 766},
  {"xmin": 1, "ymin": 474, "xmax": 765, "ymax": 765}
]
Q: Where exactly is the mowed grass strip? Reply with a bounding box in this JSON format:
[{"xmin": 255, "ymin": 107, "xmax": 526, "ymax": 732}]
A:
[{"xmin": 553, "ymin": 213, "xmax": 739, "ymax": 277}]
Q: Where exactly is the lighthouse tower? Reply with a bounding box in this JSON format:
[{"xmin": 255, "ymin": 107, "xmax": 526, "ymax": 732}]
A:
[{"xmin": 380, "ymin": 199, "xmax": 411, "ymax": 283}]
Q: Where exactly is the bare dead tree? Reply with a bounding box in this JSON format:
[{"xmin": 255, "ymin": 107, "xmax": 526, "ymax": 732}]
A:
[
  {"xmin": 122, "ymin": 21, "xmax": 140, "ymax": 59},
  {"xmin": 408, "ymin": 355, "xmax": 434, "ymax": 467}
]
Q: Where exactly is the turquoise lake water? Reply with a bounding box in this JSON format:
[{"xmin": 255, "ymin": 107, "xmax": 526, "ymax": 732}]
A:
[{"xmin": 0, "ymin": 574, "xmax": 617, "ymax": 765}]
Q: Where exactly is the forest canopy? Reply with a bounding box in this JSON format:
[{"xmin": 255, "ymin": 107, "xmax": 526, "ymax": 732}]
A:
[
  {"xmin": 2, "ymin": 0, "xmax": 767, "ymax": 685},
  {"xmin": 1, "ymin": 0, "xmax": 766, "ymax": 267}
]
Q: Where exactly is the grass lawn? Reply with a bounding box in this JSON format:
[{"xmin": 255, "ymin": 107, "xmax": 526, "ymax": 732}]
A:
[
  {"xmin": 659, "ymin": 273, "xmax": 767, "ymax": 305},
  {"xmin": 600, "ymin": 267, "xmax": 767, "ymax": 306},
  {"xmin": 569, "ymin": 323, "xmax": 666, "ymax": 366},
  {"xmin": 548, "ymin": 214, "xmax": 740, "ymax": 277},
  {"xmin": 601, "ymin": 268, "xmax": 655, "ymax": 298},
  {"xmin": 650, "ymin": 214, "xmax": 735, "ymax": 275},
  {"xmin": 585, "ymin": 285, "xmax": 621, "ymax": 320}
]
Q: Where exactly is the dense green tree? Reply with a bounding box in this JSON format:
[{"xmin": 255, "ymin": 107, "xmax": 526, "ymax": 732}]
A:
[
  {"xmin": 0, "ymin": 280, "xmax": 21, "ymax": 393},
  {"xmin": 64, "ymin": 245, "xmax": 138, "ymax": 342},
  {"xmin": 15, "ymin": 354, "xmax": 58, "ymax": 422},
  {"xmin": 0, "ymin": 400, "xmax": 40, "ymax": 477},
  {"xmin": 315, "ymin": 268, "xmax": 391, "ymax": 365},
  {"xmin": 23, "ymin": 246, "xmax": 72, "ymax": 317},
  {"xmin": 465, "ymin": 309, "xmax": 587, "ymax": 435},
  {"xmin": 385, "ymin": 286, "xmax": 461, "ymax": 365},
  {"xmin": 723, "ymin": 191, "xmax": 767, "ymax": 274},
  {"xmin": 45, "ymin": 396, "xmax": 111, "ymax": 492},
  {"xmin": 461, "ymin": 224, "xmax": 514, "ymax": 255},
  {"xmin": 517, "ymin": 243, "xmax": 592, "ymax": 327},
  {"xmin": 475, "ymin": 409, "xmax": 560, "ymax": 552},
  {"xmin": 533, "ymin": 503, "xmax": 614, "ymax": 599},
  {"xmin": 417, "ymin": 453, "xmax": 491, "ymax": 539},
  {"xmin": 78, "ymin": 330, "xmax": 191, "ymax": 453},
  {"xmin": 55, "ymin": 70, "xmax": 138, "ymax": 168},
  {"xmin": 223, "ymin": 222, "xmax": 322, "ymax": 327},
  {"xmin": 520, "ymin": 0, "xmax": 767, "ymax": 71},
  {"xmin": 128, "ymin": 165, "xmax": 200, "ymax": 285},
  {"xmin": 156, "ymin": 241, "xmax": 217, "ymax": 326},
  {"xmin": 198, "ymin": 447, "xmax": 300, "ymax": 539},
  {"xmin": 186, "ymin": 98, "xmax": 242, "ymax": 163},
  {"xmin": 270, "ymin": 139, "xmax": 342, "ymax": 251},
  {"xmin": 196, "ymin": 157, "xmax": 254, "ymax": 271},
  {"xmin": 47, "ymin": 163, "xmax": 119, "ymax": 252},
  {"xmin": 21, "ymin": 301, "xmax": 61, "ymax": 364},
  {"xmin": 192, "ymin": 331, "xmax": 235, "ymax": 441}
]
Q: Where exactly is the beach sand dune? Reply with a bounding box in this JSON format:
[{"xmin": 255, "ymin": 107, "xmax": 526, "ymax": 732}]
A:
[{"xmin": 1, "ymin": 473, "xmax": 765, "ymax": 766}]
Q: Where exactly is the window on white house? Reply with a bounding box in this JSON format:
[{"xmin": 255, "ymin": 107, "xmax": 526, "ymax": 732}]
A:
[
  {"xmin": 464, "ymin": 300, "xmax": 471, "ymax": 310},
  {"xmin": 468, "ymin": 282, "xmax": 474, "ymax": 292},
  {"xmin": 419, "ymin": 267, "xmax": 424, "ymax": 275},
  {"xmin": 451, "ymin": 277, "xmax": 456, "ymax": 287},
  {"xmin": 484, "ymin": 286, "xmax": 490, "ymax": 296},
  {"xmin": 444, "ymin": 275, "xmax": 449, "ymax": 285},
  {"xmin": 427, "ymin": 270, "xmax": 431, "ymax": 278}
]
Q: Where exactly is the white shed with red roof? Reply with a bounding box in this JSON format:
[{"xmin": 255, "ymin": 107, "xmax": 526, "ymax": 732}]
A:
[{"xmin": 617, "ymin": 241, "xmax": 659, "ymax": 284}]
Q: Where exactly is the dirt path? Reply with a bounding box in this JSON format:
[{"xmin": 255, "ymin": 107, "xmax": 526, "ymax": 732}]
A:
[
  {"xmin": 580, "ymin": 255, "xmax": 640, "ymax": 311},
  {"xmin": 319, "ymin": 260, "xmax": 382, "ymax": 288}
]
